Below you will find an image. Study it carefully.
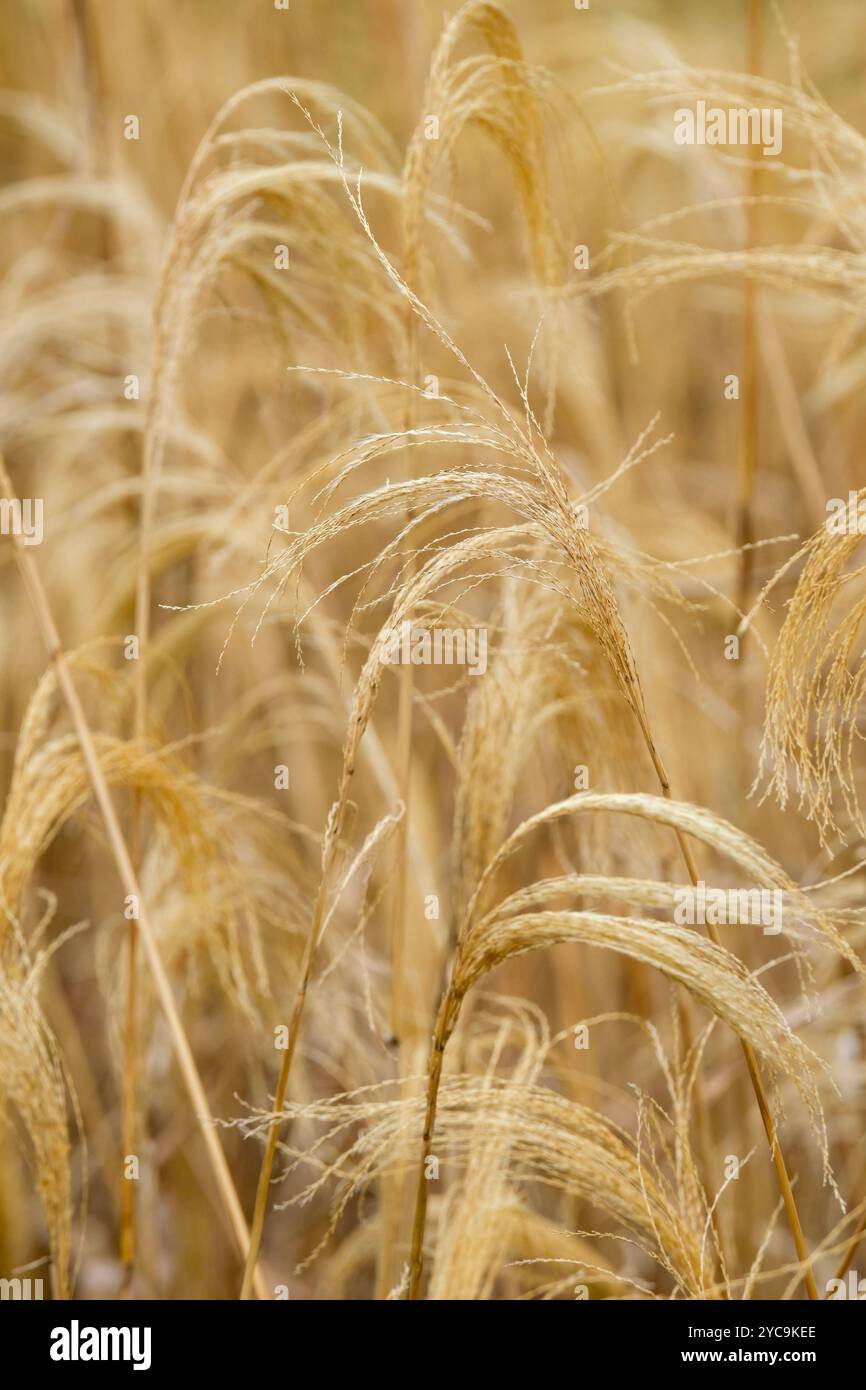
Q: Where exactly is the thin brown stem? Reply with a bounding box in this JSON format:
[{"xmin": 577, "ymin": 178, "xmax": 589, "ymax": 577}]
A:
[
  {"xmin": 119, "ymin": 915, "xmax": 138, "ymax": 1270},
  {"xmin": 376, "ymin": 206, "xmax": 424, "ymax": 1294},
  {"xmin": 375, "ymin": 664, "xmax": 415, "ymax": 1299},
  {"xmin": 388, "ymin": 634, "xmax": 415, "ymax": 1048},
  {"xmin": 239, "ymin": 881, "xmax": 329, "ymax": 1299},
  {"xmin": 735, "ymin": 0, "xmax": 763, "ymax": 614},
  {"xmin": 69, "ymin": 0, "xmax": 140, "ymax": 1277},
  {"xmin": 407, "ymin": 990, "xmax": 458, "ymax": 1299}
]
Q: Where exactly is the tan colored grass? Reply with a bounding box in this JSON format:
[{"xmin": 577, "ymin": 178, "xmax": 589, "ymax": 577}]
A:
[{"xmin": 3, "ymin": 0, "xmax": 866, "ymax": 1306}]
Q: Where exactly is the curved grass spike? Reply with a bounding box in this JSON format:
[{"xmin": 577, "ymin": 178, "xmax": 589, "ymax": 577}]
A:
[
  {"xmin": 401, "ymin": 0, "xmax": 562, "ymax": 383},
  {"xmin": 408, "ymin": 783, "xmax": 828, "ymax": 1301},
  {"xmin": 408, "ymin": 686, "xmax": 820, "ymax": 1299},
  {"xmin": 0, "ymin": 929, "xmax": 83, "ymax": 1299},
  {"xmin": 391, "ymin": 0, "xmax": 563, "ymax": 1035},
  {"xmin": 756, "ymin": 490, "xmax": 866, "ymax": 844}
]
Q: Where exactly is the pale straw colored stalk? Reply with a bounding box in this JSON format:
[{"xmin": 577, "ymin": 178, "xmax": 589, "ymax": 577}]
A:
[{"xmin": 0, "ymin": 458, "xmax": 267, "ymax": 1301}]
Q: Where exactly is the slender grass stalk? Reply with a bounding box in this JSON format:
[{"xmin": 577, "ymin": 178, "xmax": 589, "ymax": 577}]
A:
[
  {"xmin": 0, "ymin": 459, "xmax": 267, "ymax": 1301},
  {"xmin": 125, "ymin": 369, "xmax": 158, "ymax": 1279},
  {"xmin": 68, "ymin": 0, "xmax": 140, "ymax": 1275},
  {"xmin": 388, "ymin": 667, "xmax": 414, "ymax": 1047},
  {"xmin": 375, "ymin": 665, "xmax": 414, "ymax": 1299},
  {"xmin": 385, "ymin": 299, "xmax": 421, "ymax": 1060},
  {"xmin": 735, "ymin": 0, "xmax": 763, "ymax": 614},
  {"xmin": 119, "ymin": 910, "xmax": 138, "ymax": 1272},
  {"xmin": 239, "ymin": 871, "xmax": 330, "ymax": 1298},
  {"xmin": 240, "ymin": 749, "xmax": 416, "ymax": 1301},
  {"xmin": 375, "ymin": 226, "xmax": 423, "ymax": 1299},
  {"xmin": 408, "ymin": 991, "xmax": 455, "ymax": 1298},
  {"xmin": 829, "ymin": 1205, "xmax": 866, "ymax": 1290},
  {"xmin": 239, "ymin": 572, "xmax": 427, "ymax": 1300}
]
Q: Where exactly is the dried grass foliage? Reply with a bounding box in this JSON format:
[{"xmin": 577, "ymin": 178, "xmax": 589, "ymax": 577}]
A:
[
  {"xmin": 238, "ymin": 1000, "xmax": 715, "ymax": 1298},
  {"xmin": 757, "ymin": 498, "xmax": 866, "ymax": 843},
  {"xmin": 2, "ymin": 0, "xmax": 866, "ymax": 1302},
  {"xmin": 0, "ymin": 913, "xmax": 82, "ymax": 1299}
]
